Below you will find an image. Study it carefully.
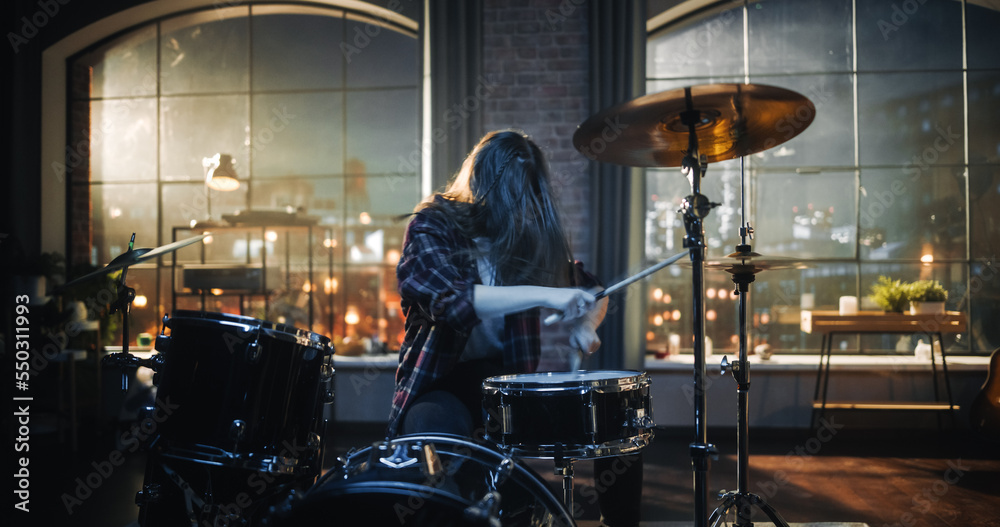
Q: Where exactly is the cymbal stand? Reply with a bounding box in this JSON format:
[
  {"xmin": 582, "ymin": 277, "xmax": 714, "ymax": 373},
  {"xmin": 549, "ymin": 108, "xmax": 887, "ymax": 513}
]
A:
[
  {"xmin": 709, "ymin": 162, "xmax": 789, "ymax": 527},
  {"xmin": 102, "ymin": 234, "xmax": 160, "ymax": 390},
  {"xmin": 678, "ymin": 87, "xmax": 720, "ymax": 527}
]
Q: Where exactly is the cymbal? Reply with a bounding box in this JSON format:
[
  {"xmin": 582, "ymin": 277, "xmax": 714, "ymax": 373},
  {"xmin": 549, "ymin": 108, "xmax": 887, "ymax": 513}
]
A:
[
  {"xmin": 704, "ymin": 254, "xmax": 811, "ymax": 275},
  {"xmin": 61, "ymin": 234, "xmax": 208, "ymax": 289},
  {"xmin": 573, "ymin": 83, "xmax": 815, "ymax": 167}
]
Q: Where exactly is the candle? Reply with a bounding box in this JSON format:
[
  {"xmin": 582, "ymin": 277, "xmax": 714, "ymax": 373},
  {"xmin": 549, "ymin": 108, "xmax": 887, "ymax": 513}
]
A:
[{"xmin": 839, "ymin": 296, "xmax": 858, "ymax": 316}]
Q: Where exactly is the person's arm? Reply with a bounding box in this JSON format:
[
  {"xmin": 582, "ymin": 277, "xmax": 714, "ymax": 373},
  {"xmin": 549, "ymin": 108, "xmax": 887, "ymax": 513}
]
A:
[{"xmin": 473, "ymin": 284, "xmax": 598, "ymax": 321}]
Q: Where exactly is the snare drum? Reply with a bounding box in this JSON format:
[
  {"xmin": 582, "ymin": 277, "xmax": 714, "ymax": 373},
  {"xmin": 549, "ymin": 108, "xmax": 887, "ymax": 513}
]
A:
[
  {"xmin": 482, "ymin": 370, "xmax": 653, "ymax": 459},
  {"xmin": 273, "ymin": 434, "xmax": 575, "ymax": 527},
  {"xmin": 151, "ymin": 310, "xmax": 335, "ymax": 473}
]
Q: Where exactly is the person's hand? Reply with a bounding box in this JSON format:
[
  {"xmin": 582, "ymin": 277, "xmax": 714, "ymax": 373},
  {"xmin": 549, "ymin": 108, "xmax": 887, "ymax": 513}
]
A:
[
  {"xmin": 545, "ymin": 288, "xmax": 597, "ymax": 322},
  {"xmin": 569, "ymin": 320, "xmax": 601, "ymax": 355}
]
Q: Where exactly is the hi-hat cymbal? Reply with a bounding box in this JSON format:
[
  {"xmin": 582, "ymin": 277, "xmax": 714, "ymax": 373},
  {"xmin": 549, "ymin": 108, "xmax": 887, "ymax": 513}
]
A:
[
  {"xmin": 573, "ymin": 83, "xmax": 815, "ymax": 167},
  {"xmin": 60, "ymin": 234, "xmax": 208, "ymax": 289},
  {"xmin": 704, "ymin": 253, "xmax": 810, "ymax": 275}
]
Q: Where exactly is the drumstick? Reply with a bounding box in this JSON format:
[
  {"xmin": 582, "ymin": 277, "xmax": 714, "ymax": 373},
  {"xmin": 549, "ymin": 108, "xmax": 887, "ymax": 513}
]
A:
[{"xmin": 544, "ymin": 249, "xmax": 690, "ymax": 325}]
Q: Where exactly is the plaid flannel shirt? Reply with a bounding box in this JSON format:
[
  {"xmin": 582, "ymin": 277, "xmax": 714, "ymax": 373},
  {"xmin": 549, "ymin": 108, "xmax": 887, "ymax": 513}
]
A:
[{"xmin": 386, "ymin": 200, "xmax": 596, "ymax": 437}]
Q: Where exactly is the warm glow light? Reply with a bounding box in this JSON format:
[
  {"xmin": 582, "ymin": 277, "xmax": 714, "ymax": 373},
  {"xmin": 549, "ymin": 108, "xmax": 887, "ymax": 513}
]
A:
[
  {"xmin": 646, "ymin": 331, "xmax": 656, "ymax": 341},
  {"xmin": 109, "ymin": 207, "xmax": 122, "ymax": 219},
  {"xmin": 386, "ymin": 249, "xmax": 401, "ymax": 264},
  {"xmin": 210, "ymin": 288, "xmax": 224, "ymax": 296},
  {"xmin": 671, "ymin": 309, "xmax": 682, "ymax": 321},
  {"xmin": 662, "ymin": 293, "xmax": 672, "ymax": 304},
  {"xmin": 653, "ymin": 314, "xmax": 664, "ymax": 326},
  {"xmin": 706, "ymin": 288, "xmax": 717, "ymax": 299},
  {"xmin": 920, "ymin": 253, "xmax": 934, "ymax": 264},
  {"xmin": 302, "ymin": 281, "xmax": 312, "ymax": 293},
  {"xmin": 345, "ymin": 308, "xmax": 360, "ymax": 325},
  {"xmin": 761, "ymin": 312, "xmax": 771, "ymax": 325},
  {"xmin": 730, "ymin": 334, "xmax": 740, "ymax": 345},
  {"xmin": 706, "ymin": 309, "xmax": 717, "ymax": 321},
  {"xmin": 324, "ymin": 238, "xmax": 338, "ymax": 248},
  {"xmin": 359, "ymin": 212, "xmax": 372, "ymax": 224},
  {"xmin": 265, "ymin": 231, "xmax": 278, "ymax": 242},
  {"xmin": 652, "ymin": 288, "xmax": 663, "ymax": 301},
  {"xmin": 718, "ymin": 288, "xmax": 731, "ymax": 299},
  {"xmin": 324, "ymin": 277, "xmax": 336, "ymax": 294},
  {"xmin": 133, "ymin": 295, "xmax": 148, "ymax": 308},
  {"xmin": 203, "ymin": 234, "xmax": 214, "ymax": 245}
]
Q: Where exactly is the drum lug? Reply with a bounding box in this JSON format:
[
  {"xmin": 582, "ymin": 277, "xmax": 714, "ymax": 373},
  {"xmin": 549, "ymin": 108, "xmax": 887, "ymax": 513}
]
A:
[
  {"xmin": 246, "ymin": 341, "xmax": 262, "ymax": 363},
  {"xmin": 154, "ymin": 334, "xmax": 171, "ymax": 353},
  {"xmin": 135, "ymin": 483, "xmax": 161, "ymax": 505},
  {"xmin": 230, "ymin": 420, "xmax": 247, "ymax": 444},
  {"xmin": 323, "ymin": 390, "xmax": 335, "ymax": 404}
]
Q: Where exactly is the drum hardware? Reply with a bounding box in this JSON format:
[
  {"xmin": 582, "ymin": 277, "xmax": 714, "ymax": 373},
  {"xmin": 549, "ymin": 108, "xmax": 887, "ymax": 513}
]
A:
[
  {"xmin": 574, "ymin": 82, "xmax": 814, "ymax": 527},
  {"xmin": 58, "ymin": 232, "xmax": 208, "ymax": 391},
  {"xmin": 271, "ymin": 434, "xmax": 575, "ymax": 527},
  {"xmin": 708, "ymin": 158, "xmax": 791, "ymax": 527},
  {"xmin": 483, "ymin": 370, "xmax": 653, "ymax": 515}
]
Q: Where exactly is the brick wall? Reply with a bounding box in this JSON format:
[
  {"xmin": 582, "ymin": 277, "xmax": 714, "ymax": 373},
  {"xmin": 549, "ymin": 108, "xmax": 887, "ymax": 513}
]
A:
[
  {"xmin": 481, "ymin": 0, "xmax": 593, "ymax": 265},
  {"xmin": 482, "ymin": 0, "xmax": 593, "ymax": 367}
]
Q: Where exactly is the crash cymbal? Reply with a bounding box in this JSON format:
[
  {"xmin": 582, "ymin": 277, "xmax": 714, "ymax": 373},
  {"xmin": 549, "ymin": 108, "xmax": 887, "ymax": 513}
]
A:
[
  {"xmin": 573, "ymin": 83, "xmax": 815, "ymax": 167},
  {"xmin": 61, "ymin": 234, "xmax": 208, "ymax": 289}
]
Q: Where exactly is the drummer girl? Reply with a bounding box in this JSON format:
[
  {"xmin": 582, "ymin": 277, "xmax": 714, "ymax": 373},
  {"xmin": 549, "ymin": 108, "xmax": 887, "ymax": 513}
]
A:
[{"xmin": 388, "ymin": 129, "xmax": 642, "ymax": 527}]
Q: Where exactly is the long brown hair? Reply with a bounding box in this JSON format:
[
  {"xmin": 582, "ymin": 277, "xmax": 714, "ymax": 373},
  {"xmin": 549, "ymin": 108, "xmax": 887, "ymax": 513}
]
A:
[{"xmin": 418, "ymin": 130, "xmax": 575, "ymax": 287}]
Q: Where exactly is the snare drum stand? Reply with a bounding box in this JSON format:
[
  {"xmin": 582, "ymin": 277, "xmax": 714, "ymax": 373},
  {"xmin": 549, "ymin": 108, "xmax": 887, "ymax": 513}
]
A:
[{"xmin": 710, "ymin": 229, "xmax": 790, "ymax": 527}]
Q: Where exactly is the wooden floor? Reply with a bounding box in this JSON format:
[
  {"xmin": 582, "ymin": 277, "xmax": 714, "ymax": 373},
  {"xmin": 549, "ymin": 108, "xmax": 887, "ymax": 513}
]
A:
[{"xmin": 28, "ymin": 420, "xmax": 1000, "ymax": 526}]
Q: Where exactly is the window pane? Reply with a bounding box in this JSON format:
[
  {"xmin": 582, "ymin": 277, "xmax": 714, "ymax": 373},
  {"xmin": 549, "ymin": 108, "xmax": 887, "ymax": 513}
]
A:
[
  {"xmin": 753, "ymin": 170, "xmax": 856, "ymax": 259},
  {"xmin": 858, "ymin": 167, "xmax": 966, "ymax": 261},
  {"xmin": 752, "ymin": 263, "xmax": 858, "ymax": 352},
  {"xmin": 78, "ymin": 98, "xmax": 158, "ymax": 182},
  {"xmin": 161, "ymin": 183, "xmax": 248, "ymax": 244},
  {"xmin": 966, "ymin": 3, "xmax": 1000, "ymax": 70},
  {"xmin": 969, "ymin": 71, "xmax": 1000, "ymax": 165},
  {"xmin": 92, "ymin": 183, "xmax": 158, "ymax": 264},
  {"xmin": 344, "ymin": 19, "xmax": 419, "ymax": 88},
  {"xmin": 345, "ymin": 89, "xmax": 420, "ymax": 174},
  {"xmin": 970, "ymin": 258, "xmax": 1000, "ymax": 352},
  {"xmin": 251, "ymin": 92, "xmax": 344, "ymax": 178},
  {"xmin": 970, "ymin": 166, "xmax": 1000, "ymax": 260},
  {"xmin": 645, "ymin": 160, "xmax": 744, "ymax": 261},
  {"xmin": 748, "ymin": 74, "xmax": 854, "ymax": 169},
  {"xmin": 252, "ymin": 14, "xmax": 344, "ymax": 91},
  {"xmin": 856, "ymin": 0, "xmax": 962, "ymax": 72},
  {"xmin": 160, "ymin": 8, "xmax": 250, "ymax": 95},
  {"xmin": 160, "ymin": 95, "xmax": 249, "ymax": 181},
  {"xmin": 858, "ymin": 72, "xmax": 964, "ymax": 167},
  {"xmin": 647, "ymin": 6, "xmax": 744, "ymax": 80},
  {"xmin": 748, "ymin": 0, "xmax": 852, "ymax": 74},
  {"xmin": 72, "ymin": 24, "xmax": 158, "ymax": 100}
]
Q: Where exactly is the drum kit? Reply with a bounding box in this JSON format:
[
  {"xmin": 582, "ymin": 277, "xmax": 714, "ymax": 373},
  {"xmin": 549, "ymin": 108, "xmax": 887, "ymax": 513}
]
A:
[{"xmin": 61, "ymin": 82, "xmax": 814, "ymax": 526}]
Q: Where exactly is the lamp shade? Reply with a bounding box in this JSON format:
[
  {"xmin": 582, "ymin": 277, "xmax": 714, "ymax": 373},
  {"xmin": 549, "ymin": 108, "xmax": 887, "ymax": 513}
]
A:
[{"xmin": 204, "ymin": 153, "xmax": 240, "ymax": 191}]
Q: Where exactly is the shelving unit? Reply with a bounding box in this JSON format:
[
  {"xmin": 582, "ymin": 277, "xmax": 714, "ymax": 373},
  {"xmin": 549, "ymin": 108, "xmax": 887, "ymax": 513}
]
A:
[{"xmin": 170, "ymin": 223, "xmax": 334, "ymax": 333}]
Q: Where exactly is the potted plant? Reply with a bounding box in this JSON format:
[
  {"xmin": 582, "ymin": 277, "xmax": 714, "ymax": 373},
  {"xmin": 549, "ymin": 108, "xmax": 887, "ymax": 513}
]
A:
[
  {"xmin": 869, "ymin": 276, "xmax": 909, "ymax": 313},
  {"xmin": 906, "ymin": 279, "xmax": 948, "ymax": 315}
]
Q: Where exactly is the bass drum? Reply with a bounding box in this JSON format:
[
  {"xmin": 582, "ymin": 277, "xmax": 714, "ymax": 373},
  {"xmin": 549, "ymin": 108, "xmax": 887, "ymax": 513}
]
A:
[{"xmin": 275, "ymin": 435, "xmax": 575, "ymax": 527}]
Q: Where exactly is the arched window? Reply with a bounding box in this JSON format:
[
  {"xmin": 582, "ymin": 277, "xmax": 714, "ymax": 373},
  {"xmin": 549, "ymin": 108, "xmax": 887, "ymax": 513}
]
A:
[{"xmin": 64, "ymin": 2, "xmax": 421, "ymax": 348}]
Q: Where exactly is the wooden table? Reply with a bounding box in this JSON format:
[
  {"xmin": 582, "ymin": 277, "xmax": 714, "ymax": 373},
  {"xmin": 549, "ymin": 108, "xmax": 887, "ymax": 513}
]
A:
[{"xmin": 801, "ymin": 310, "xmax": 967, "ymax": 428}]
